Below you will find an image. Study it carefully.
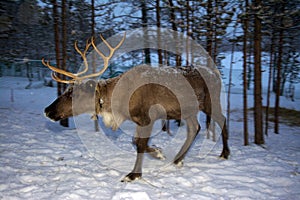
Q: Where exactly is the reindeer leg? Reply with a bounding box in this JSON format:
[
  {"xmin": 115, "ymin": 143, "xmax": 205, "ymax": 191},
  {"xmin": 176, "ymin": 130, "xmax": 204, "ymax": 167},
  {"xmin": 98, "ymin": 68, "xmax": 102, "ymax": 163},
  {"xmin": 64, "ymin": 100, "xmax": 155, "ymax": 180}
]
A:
[
  {"xmin": 173, "ymin": 116, "xmax": 200, "ymax": 166},
  {"xmin": 122, "ymin": 124, "xmax": 153, "ymax": 182},
  {"xmin": 206, "ymin": 115, "xmax": 211, "ymax": 139},
  {"xmin": 132, "ymin": 134, "xmax": 165, "ymax": 160},
  {"xmin": 214, "ymin": 114, "xmax": 230, "ymax": 159},
  {"xmin": 145, "ymin": 145, "xmax": 165, "ymax": 160}
]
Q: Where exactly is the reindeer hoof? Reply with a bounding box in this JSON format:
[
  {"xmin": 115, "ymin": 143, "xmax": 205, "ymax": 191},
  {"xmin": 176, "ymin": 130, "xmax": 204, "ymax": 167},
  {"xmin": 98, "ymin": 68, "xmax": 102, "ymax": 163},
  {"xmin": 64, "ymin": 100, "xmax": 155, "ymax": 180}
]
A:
[
  {"xmin": 220, "ymin": 148, "xmax": 230, "ymax": 159},
  {"xmin": 174, "ymin": 159, "xmax": 184, "ymax": 168},
  {"xmin": 121, "ymin": 173, "xmax": 142, "ymax": 182},
  {"xmin": 149, "ymin": 147, "xmax": 166, "ymax": 160}
]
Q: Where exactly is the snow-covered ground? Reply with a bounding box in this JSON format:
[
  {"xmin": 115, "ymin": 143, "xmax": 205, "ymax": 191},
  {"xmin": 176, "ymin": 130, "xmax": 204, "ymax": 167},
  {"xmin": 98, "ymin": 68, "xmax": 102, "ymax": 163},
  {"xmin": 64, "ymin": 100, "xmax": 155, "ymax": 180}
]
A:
[{"xmin": 0, "ymin": 76, "xmax": 299, "ymax": 199}]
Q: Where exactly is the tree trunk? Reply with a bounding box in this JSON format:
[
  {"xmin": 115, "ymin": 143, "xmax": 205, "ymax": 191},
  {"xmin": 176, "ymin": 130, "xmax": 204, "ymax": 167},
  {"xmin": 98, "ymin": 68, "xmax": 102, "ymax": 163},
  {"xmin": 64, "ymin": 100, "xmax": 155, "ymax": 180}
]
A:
[
  {"xmin": 253, "ymin": 0, "xmax": 264, "ymax": 144},
  {"xmin": 52, "ymin": 0, "xmax": 68, "ymax": 127},
  {"xmin": 247, "ymin": 37, "xmax": 253, "ymax": 90},
  {"xmin": 141, "ymin": 0, "xmax": 151, "ymax": 64},
  {"xmin": 206, "ymin": 0, "xmax": 213, "ymax": 58},
  {"xmin": 91, "ymin": 0, "xmax": 99, "ymax": 132},
  {"xmin": 156, "ymin": 0, "xmax": 169, "ymax": 133},
  {"xmin": 265, "ymin": 27, "xmax": 276, "ymax": 136},
  {"xmin": 167, "ymin": 0, "xmax": 181, "ymax": 66},
  {"xmin": 272, "ymin": 46, "xmax": 278, "ymax": 92},
  {"xmin": 227, "ymin": 31, "xmax": 235, "ymax": 136},
  {"xmin": 205, "ymin": 0, "xmax": 213, "ymax": 139},
  {"xmin": 185, "ymin": 0, "xmax": 190, "ymax": 66},
  {"xmin": 274, "ymin": 4, "xmax": 285, "ymax": 134},
  {"xmin": 60, "ymin": 0, "xmax": 69, "ymax": 127},
  {"xmin": 242, "ymin": 0, "xmax": 249, "ymax": 145},
  {"xmin": 156, "ymin": 0, "xmax": 163, "ymax": 66},
  {"xmin": 212, "ymin": 0, "xmax": 218, "ymax": 63}
]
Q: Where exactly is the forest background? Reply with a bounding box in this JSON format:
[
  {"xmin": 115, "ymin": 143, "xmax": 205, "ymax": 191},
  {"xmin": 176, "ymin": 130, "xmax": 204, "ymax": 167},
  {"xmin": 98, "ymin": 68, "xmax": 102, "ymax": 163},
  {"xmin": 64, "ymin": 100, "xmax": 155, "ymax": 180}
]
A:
[{"xmin": 0, "ymin": 0, "xmax": 299, "ymax": 145}]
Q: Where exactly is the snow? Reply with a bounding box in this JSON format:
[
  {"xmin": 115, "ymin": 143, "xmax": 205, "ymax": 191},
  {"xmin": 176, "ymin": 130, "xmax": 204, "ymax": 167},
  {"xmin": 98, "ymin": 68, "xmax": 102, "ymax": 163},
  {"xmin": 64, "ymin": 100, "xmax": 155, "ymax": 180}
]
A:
[{"xmin": 0, "ymin": 76, "xmax": 300, "ymax": 199}]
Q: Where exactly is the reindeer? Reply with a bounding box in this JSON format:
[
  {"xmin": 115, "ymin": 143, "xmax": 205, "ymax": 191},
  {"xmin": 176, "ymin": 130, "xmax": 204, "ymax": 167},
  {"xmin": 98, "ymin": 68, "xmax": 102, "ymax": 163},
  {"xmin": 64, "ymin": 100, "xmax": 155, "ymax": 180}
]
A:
[{"xmin": 42, "ymin": 33, "xmax": 230, "ymax": 182}]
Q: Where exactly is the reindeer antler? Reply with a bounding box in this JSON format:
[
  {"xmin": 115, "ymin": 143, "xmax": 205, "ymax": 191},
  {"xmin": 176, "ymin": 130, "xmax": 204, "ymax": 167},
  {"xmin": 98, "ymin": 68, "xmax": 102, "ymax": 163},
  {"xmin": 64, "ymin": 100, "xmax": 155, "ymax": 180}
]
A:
[{"xmin": 42, "ymin": 32, "xmax": 126, "ymax": 83}]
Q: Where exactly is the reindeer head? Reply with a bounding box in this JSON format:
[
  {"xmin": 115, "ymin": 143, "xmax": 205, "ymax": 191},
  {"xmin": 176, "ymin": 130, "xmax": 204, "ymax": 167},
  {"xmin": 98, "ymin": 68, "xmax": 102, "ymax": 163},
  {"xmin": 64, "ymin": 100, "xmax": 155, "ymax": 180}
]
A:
[
  {"xmin": 44, "ymin": 80, "xmax": 98, "ymax": 121},
  {"xmin": 43, "ymin": 33, "xmax": 125, "ymax": 121}
]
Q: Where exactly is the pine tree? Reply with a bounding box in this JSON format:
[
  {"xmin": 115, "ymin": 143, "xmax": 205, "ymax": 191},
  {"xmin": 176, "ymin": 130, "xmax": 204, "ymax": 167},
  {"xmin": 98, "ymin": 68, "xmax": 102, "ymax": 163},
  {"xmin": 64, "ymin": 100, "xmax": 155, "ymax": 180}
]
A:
[{"xmin": 253, "ymin": 0, "xmax": 264, "ymax": 144}]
